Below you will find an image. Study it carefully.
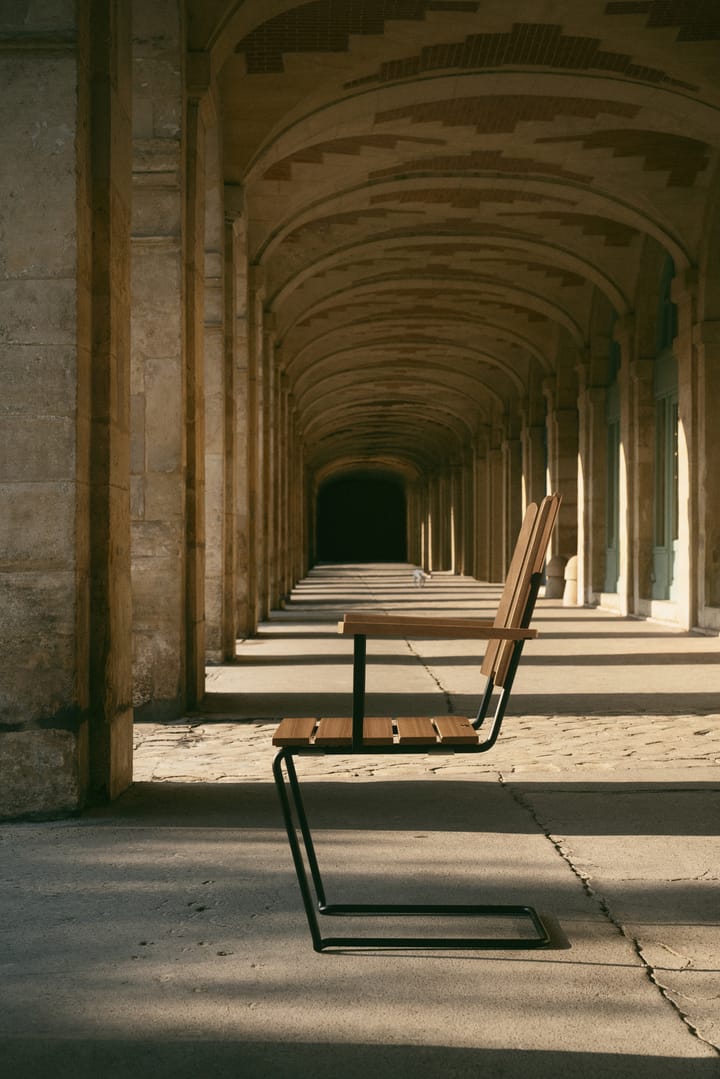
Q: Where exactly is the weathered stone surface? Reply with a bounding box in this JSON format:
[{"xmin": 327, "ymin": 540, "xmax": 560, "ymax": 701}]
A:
[
  {"xmin": 0, "ymin": 571, "xmax": 76, "ymax": 726},
  {"xmin": 0, "ymin": 729, "xmax": 80, "ymax": 819}
]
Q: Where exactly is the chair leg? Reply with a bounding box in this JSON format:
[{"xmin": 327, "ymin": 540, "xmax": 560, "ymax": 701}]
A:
[
  {"xmin": 272, "ymin": 748, "xmax": 326, "ymax": 951},
  {"xmin": 273, "ymin": 748, "xmax": 550, "ymax": 953}
]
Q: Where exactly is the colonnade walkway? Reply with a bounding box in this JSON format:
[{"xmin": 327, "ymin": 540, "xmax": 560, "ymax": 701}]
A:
[{"xmin": 3, "ymin": 566, "xmax": 720, "ymax": 1077}]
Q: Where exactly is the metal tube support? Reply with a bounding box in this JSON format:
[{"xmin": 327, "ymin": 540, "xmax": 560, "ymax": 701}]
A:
[{"xmin": 352, "ymin": 633, "xmax": 366, "ymax": 749}]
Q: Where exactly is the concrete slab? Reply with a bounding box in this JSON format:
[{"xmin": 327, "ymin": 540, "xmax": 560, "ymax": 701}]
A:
[
  {"xmin": 1, "ymin": 780, "xmax": 717, "ymax": 1078},
  {"xmin": 2, "ymin": 564, "xmax": 719, "ymax": 1076}
]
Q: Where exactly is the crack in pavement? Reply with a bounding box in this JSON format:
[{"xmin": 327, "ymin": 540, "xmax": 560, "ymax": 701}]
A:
[{"xmin": 501, "ymin": 775, "xmax": 720, "ymax": 1057}]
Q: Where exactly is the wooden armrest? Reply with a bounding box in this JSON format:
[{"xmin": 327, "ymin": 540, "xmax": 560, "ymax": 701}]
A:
[
  {"xmin": 342, "ymin": 612, "xmax": 494, "ymax": 627},
  {"xmin": 337, "ymin": 614, "xmax": 537, "ymax": 640}
]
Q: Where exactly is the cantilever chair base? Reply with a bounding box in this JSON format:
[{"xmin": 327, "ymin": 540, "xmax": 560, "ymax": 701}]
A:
[{"xmin": 273, "ymin": 747, "xmax": 550, "ymax": 952}]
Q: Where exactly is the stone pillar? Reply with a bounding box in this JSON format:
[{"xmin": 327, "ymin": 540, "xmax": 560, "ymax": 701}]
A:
[
  {"xmin": 218, "ymin": 205, "xmax": 239, "ymax": 658},
  {"xmin": 521, "ymin": 422, "xmax": 546, "ymax": 513},
  {"xmin": 130, "ymin": 5, "xmax": 185, "ymax": 718},
  {"xmin": 440, "ymin": 468, "xmax": 453, "ymax": 570},
  {"xmin": 183, "ymin": 70, "xmax": 209, "ymax": 707},
  {"xmin": 694, "ymin": 321, "xmax": 720, "ymax": 628},
  {"xmin": 449, "ymin": 465, "xmax": 462, "ymax": 574},
  {"xmin": 612, "ymin": 317, "xmax": 634, "ymax": 616},
  {"xmin": 461, "ymin": 456, "xmax": 474, "ymax": 577},
  {"xmin": 203, "ymin": 117, "xmax": 226, "ymax": 663},
  {"xmin": 258, "ymin": 320, "xmax": 275, "ymax": 619},
  {"xmin": 428, "ymin": 473, "xmax": 442, "ymax": 571},
  {"xmin": 543, "ymin": 380, "xmax": 578, "ymax": 562},
  {"xmin": 576, "ymin": 351, "xmax": 608, "ymax": 607},
  {"xmin": 244, "ymin": 269, "xmax": 264, "ymax": 633},
  {"xmin": 84, "ymin": 1, "xmax": 134, "ymax": 802},
  {"xmin": 274, "ymin": 374, "xmax": 285, "ymax": 601},
  {"xmin": 488, "ymin": 429, "xmax": 504, "ymax": 581},
  {"xmin": 472, "ymin": 430, "xmax": 491, "ymax": 581},
  {"xmin": 627, "ymin": 355, "xmax": 655, "ymax": 614},
  {"xmin": 0, "ymin": 3, "xmax": 133, "ymax": 817},
  {"xmin": 502, "ymin": 429, "xmax": 523, "ymax": 565},
  {"xmin": 225, "ymin": 195, "xmax": 252, "ymax": 639},
  {"xmin": 672, "ymin": 270, "xmax": 699, "ymax": 630}
]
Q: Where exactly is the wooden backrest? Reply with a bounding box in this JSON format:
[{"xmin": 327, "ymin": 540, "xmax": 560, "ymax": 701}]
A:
[{"xmin": 481, "ymin": 493, "xmax": 561, "ymax": 687}]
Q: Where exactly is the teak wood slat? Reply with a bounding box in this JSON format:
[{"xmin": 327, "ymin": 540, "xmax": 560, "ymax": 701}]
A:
[
  {"xmin": 338, "ymin": 617, "xmax": 537, "ymax": 640},
  {"xmin": 434, "ymin": 716, "xmax": 479, "ymax": 744},
  {"xmin": 395, "ymin": 717, "xmax": 438, "ymax": 744},
  {"xmin": 314, "ymin": 718, "xmax": 353, "ymax": 745},
  {"xmin": 272, "ymin": 717, "xmax": 316, "ymax": 746},
  {"xmin": 363, "ymin": 717, "xmax": 394, "ymax": 745}
]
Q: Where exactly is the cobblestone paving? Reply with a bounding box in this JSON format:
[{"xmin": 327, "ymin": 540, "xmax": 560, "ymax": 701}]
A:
[
  {"xmin": 134, "ymin": 565, "xmax": 720, "ymax": 784},
  {"xmin": 133, "ymin": 712, "xmax": 720, "ymax": 783}
]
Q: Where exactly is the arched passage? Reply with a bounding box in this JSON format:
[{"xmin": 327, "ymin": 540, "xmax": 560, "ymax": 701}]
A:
[{"xmin": 316, "ymin": 475, "xmax": 407, "ymax": 562}]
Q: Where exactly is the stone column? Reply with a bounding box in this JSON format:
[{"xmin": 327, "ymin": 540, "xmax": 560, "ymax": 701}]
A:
[
  {"xmin": 244, "ymin": 268, "xmax": 265, "ymax": 633},
  {"xmin": 472, "ymin": 430, "xmax": 490, "ymax": 581},
  {"xmin": 274, "ymin": 374, "xmax": 285, "ymax": 601},
  {"xmin": 488, "ymin": 429, "xmax": 504, "ymax": 581},
  {"xmin": 520, "ymin": 420, "xmax": 547, "ymax": 513},
  {"xmin": 258, "ymin": 319, "xmax": 275, "ymax": 619},
  {"xmin": 183, "ymin": 68, "xmax": 210, "ymax": 707},
  {"xmin": 203, "ymin": 116, "xmax": 226, "ymax": 663},
  {"xmin": 672, "ymin": 270, "xmax": 699, "ymax": 630},
  {"xmin": 0, "ymin": 3, "xmax": 133, "ymax": 817},
  {"xmin": 84, "ymin": 1, "xmax": 134, "ymax": 802},
  {"xmin": 428, "ymin": 473, "xmax": 441, "ymax": 571},
  {"xmin": 219, "ymin": 203, "xmax": 239, "ymax": 657},
  {"xmin": 449, "ymin": 464, "xmax": 462, "ymax": 574},
  {"xmin": 627, "ymin": 354, "xmax": 654, "ymax": 614},
  {"xmin": 461, "ymin": 456, "xmax": 474, "ymax": 577},
  {"xmin": 225, "ymin": 194, "xmax": 253, "ymax": 640},
  {"xmin": 576, "ymin": 349, "xmax": 608, "ymax": 607},
  {"xmin": 694, "ymin": 320, "xmax": 720, "ymax": 628},
  {"xmin": 439, "ymin": 469, "xmax": 453, "ymax": 570},
  {"xmin": 612, "ymin": 317, "xmax": 634, "ymax": 617},
  {"xmin": 130, "ymin": 4, "xmax": 186, "ymax": 719},
  {"xmin": 543, "ymin": 380, "xmax": 578, "ymax": 563},
  {"xmin": 502, "ymin": 428, "xmax": 523, "ymax": 565}
]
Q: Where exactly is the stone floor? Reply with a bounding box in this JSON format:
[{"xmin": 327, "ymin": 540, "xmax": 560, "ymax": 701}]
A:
[{"xmin": 2, "ymin": 565, "xmax": 719, "ymax": 1077}]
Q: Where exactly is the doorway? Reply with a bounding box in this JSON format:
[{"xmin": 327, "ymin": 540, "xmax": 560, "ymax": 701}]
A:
[{"xmin": 316, "ymin": 476, "xmax": 407, "ymax": 561}]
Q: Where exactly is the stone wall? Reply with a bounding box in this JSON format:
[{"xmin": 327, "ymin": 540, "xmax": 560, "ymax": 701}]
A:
[{"xmin": 0, "ymin": 1, "xmax": 134, "ymax": 817}]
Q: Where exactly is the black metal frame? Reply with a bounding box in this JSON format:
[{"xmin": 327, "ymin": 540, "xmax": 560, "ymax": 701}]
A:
[{"xmin": 272, "ymin": 572, "xmax": 550, "ymax": 952}]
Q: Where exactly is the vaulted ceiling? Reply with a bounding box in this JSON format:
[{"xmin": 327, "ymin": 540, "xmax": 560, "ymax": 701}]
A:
[{"xmin": 188, "ymin": 0, "xmax": 720, "ymax": 481}]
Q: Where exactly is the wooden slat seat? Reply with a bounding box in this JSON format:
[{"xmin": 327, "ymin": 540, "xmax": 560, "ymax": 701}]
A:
[{"xmin": 272, "ymin": 715, "xmax": 481, "ymax": 748}]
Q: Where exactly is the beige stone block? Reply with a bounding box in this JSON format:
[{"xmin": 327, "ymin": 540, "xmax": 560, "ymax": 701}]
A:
[
  {"xmin": 133, "ymin": 627, "xmax": 182, "ymax": 705},
  {"xmin": 131, "ymin": 248, "xmax": 182, "ymax": 356},
  {"xmin": 131, "ymin": 519, "xmax": 182, "ymax": 559},
  {"xmin": 144, "ymin": 356, "xmax": 183, "ymax": 472},
  {"xmin": 0, "ymin": 4, "xmax": 75, "ymax": 32},
  {"xmin": 0, "ymin": 570, "xmax": 76, "ymax": 724},
  {"xmin": 0, "ymin": 729, "xmax": 80, "ymax": 819},
  {"xmin": 132, "ymin": 94, "xmax": 155, "ymax": 140},
  {"xmin": 0, "ymin": 279, "xmax": 76, "ymax": 345},
  {"xmin": 143, "ymin": 471, "xmax": 184, "ymax": 520},
  {"xmin": 0, "ymin": 415, "xmax": 75, "ymax": 483},
  {"xmin": 0, "ymin": 345, "xmax": 75, "ymax": 414},
  {"xmin": 130, "ymin": 475, "xmax": 145, "ymax": 518},
  {"xmin": 0, "ymin": 56, "xmax": 77, "ymax": 279},
  {"xmin": 204, "ymin": 404, "xmax": 224, "ymax": 456},
  {"xmin": 131, "ymin": 186, "xmax": 182, "ymax": 236},
  {"xmin": 0, "ymin": 482, "xmax": 74, "ymax": 566},
  {"xmin": 130, "ymin": 393, "xmax": 145, "ymax": 472}
]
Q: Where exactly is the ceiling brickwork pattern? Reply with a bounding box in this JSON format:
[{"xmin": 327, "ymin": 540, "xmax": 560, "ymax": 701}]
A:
[{"xmin": 202, "ymin": 0, "xmax": 720, "ymax": 476}]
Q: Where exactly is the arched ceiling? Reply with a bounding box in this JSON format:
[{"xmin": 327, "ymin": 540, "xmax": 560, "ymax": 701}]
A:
[{"xmin": 188, "ymin": 0, "xmax": 720, "ymax": 482}]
